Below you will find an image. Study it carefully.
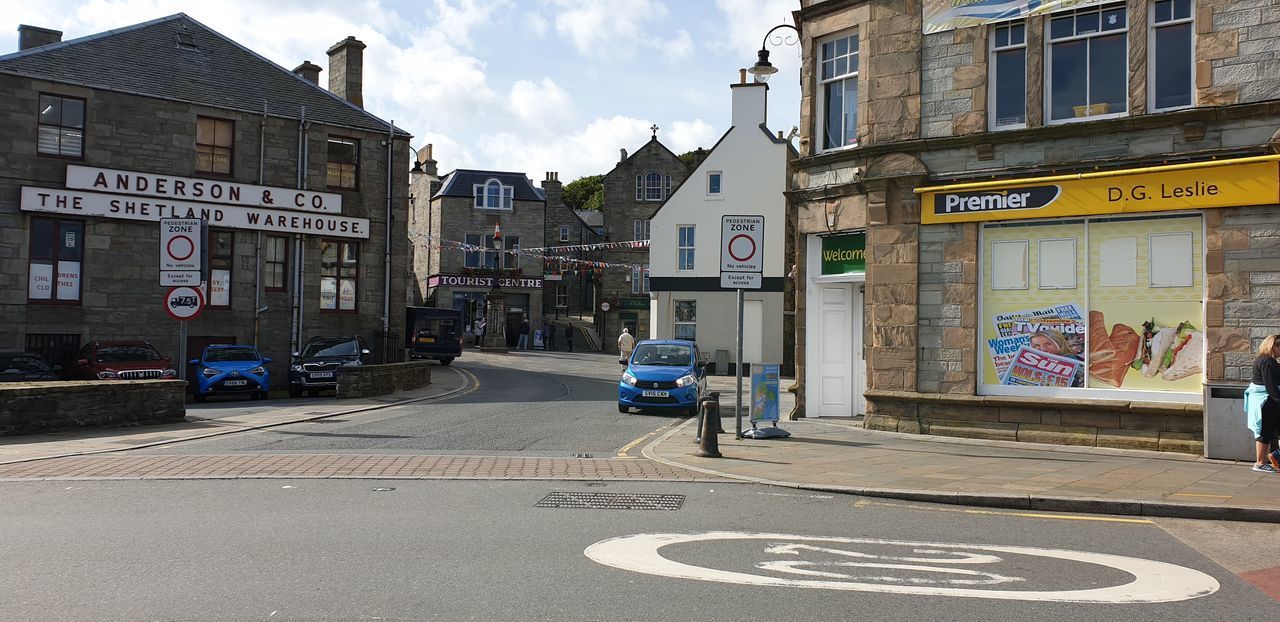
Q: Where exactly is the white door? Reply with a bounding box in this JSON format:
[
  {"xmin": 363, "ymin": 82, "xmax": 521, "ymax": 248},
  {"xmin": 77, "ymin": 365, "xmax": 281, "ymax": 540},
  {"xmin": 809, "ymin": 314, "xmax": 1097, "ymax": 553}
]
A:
[
  {"xmin": 809, "ymin": 283, "xmax": 854, "ymax": 417},
  {"xmin": 743, "ymin": 300, "xmax": 763, "ymax": 364}
]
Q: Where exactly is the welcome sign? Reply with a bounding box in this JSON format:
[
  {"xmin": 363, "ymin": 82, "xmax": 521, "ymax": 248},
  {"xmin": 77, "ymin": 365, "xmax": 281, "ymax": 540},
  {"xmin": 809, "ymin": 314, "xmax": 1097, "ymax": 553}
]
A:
[{"xmin": 820, "ymin": 232, "xmax": 866, "ymax": 275}]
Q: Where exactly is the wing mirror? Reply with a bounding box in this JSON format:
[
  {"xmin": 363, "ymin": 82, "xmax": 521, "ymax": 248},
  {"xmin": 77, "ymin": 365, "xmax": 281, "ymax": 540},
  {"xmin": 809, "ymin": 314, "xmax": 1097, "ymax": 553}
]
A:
[
  {"xmin": 263, "ymin": 357, "xmax": 273, "ymax": 364},
  {"xmin": 188, "ymin": 359, "xmax": 200, "ymax": 366},
  {"xmin": 361, "ymin": 349, "xmax": 371, "ymax": 356}
]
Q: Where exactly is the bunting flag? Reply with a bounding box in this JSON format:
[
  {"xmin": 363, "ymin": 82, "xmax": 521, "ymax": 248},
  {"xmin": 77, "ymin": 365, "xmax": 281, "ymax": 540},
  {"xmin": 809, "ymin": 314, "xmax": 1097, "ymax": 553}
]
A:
[
  {"xmin": 523, "ymin": 240, "xmax": 649, "ymax": 252},
  {"xmin": 408, "ymin": 232, "xmax": 650, "ymax": 271}
]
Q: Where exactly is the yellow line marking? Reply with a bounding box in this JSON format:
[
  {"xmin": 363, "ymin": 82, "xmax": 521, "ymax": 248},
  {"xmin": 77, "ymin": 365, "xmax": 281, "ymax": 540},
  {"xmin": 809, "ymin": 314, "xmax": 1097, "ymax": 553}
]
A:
[
  {"xmin": 617, "ymin": 424, "xmax": 672, "ymax": 458},
  {"xmin": 1170, "ymin": 493, "xmax": 1232, "ymax": 499},
  {"xmin": 853, "ymin": 499, "xmax": 1153, "ymax": 524}
]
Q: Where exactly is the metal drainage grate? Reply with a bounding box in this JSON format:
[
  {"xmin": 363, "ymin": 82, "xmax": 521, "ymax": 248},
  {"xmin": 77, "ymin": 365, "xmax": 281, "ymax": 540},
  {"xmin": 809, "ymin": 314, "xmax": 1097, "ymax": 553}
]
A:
[{"xmin": 535, "ymin": 492, "xmax": 684, "ymax": 511}]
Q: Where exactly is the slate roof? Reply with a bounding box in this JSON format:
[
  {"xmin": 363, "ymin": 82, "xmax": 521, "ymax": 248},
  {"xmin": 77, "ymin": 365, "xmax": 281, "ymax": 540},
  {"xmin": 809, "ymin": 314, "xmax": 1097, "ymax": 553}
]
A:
[
  {"xmin": 574, "ymin": 210, "xmax": 604, "ymax": 228},
  {"xmin": 433, "ymin": 170, "xmax": 545, "ymax": 202},
  {"xmin": 0, "ymin": 14, "xmax": 408, "ymax": 136}
]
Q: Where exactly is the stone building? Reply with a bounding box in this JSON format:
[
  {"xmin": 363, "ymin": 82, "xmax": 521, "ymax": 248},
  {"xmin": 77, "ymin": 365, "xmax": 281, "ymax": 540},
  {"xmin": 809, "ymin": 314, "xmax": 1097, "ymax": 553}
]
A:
[
  {"xmin": 789, "ymin": 0, "xmax": 1280, "ymax": 454},
  {"xmin": 539, "ymin": 172, "xmax": 603, "ymax": 320},
  {"xmin": 0, "ymin": 14, "xmax": 411, "ymax": 381},
  {"xmin": 411, "ymin": 168, "xmax": 546, "ymax": 347},
  {"xmin": 598, "ymin": 134, "xmax": 692, "ymax": 343}
]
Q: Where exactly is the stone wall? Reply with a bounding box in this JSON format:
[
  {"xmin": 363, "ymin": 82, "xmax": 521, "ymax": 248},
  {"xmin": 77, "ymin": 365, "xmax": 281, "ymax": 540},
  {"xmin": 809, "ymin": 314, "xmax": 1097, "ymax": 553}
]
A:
[
  {"xmin": 335, "ymin": 360, "xmax": 431, "ymax": 399},
  {"xmin": 917, "ymin": 223, "xmax": 977, "ymax": 393},
  {"xmin": 1213, "ymin": 204, "xmax": 1280, "ymax": 380},
  {"xmin": 1199, "ymin": 0, "xmax": 1280, "ymax": 106},
  {"xmin": 920, "ymin": 30, "xmax": 983, "ymax": 138},
  {"xmin": 540, "ymin": 173, "xmax": 600, "ymax": 318},
  {"xmin": 0, "ymin": 380, "xmax": 186, "ymax": 435},
  {"xmin": 862, "ymin": 0, "xmax": 923, "ymax": 144}
]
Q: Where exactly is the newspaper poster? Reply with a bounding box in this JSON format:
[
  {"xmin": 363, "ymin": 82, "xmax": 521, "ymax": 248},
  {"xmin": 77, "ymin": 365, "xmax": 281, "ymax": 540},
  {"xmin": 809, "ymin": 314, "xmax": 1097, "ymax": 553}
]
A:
[
  {"xmin": 987, "ymin": 334, "xmax": 1031, "ymax": 378},
  {"xmin": 923, "ymin": 0, "xmax": 1105, "ymax": 34},
  {"xmin": 750, "ymin": 363, "xmax": 780, "ymax": 422},
  {"xmin": 988, "ymin": 302, "xmax": 1086, "ymax": 387},
  {"xmin": 1001, "ymin": 347, "xmax": 1082, "ymax": 387}
]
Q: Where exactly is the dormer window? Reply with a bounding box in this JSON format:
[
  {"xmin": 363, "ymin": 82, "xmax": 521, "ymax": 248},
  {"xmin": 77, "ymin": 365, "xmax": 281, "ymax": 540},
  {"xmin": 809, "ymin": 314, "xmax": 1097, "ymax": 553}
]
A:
[
  {"xmin": 473, "ymin": 178, "xmax": 513, "ymax": 210},
  {"xmin": 635, "ymin": 171, "xmax": 672, "ymax": 201}
]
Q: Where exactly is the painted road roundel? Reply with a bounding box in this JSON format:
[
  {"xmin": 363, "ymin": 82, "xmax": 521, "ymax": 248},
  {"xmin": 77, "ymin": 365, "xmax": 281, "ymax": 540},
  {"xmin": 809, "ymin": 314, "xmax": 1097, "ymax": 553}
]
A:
[
  {"xmin": 164, "ymin": 286, "xmax": 205, "ymax": 321},
  {"xmin": 585, "ymin": 532, "xmax": 1219, "ymax": 604}
]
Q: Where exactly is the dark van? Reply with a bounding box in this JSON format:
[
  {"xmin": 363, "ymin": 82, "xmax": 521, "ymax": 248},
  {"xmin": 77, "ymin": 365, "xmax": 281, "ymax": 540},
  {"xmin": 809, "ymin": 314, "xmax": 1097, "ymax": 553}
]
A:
[{"xmin": 405, "ymin": 307, "xmax": 463, "ymax": 365}]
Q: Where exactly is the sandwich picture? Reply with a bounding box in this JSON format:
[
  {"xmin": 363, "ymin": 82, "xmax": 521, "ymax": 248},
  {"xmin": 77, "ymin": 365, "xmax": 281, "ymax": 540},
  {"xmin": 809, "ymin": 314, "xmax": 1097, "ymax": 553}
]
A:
[
  {"xmin": 1136, "ymin": 319, "xmax": 1202, "ymax": 381},
  {"xmin": 1087, "ymin": 311, "xmax": 1141, "ymax": 388}
]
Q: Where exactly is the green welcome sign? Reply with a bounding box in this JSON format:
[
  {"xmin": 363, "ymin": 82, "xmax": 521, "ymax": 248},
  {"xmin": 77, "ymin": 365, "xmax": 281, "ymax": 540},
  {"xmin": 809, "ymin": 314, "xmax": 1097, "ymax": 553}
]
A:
[{"xmin": 820, "ymin": 232, "xmax": 866, "ymax": 275}]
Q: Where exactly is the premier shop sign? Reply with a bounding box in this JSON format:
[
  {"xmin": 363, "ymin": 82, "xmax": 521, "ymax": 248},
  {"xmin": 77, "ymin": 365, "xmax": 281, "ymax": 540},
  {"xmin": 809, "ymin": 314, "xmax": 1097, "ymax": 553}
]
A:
[{"xmin": 20, "ymin": 187, "xmax": 369, "ymax": 239}]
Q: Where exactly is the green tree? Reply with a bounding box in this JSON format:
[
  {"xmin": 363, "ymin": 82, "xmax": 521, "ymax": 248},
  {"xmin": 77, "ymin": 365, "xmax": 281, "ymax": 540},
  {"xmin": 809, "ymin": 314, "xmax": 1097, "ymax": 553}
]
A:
[{"xmin": 563, "ymin": 174, "xmax": 605, "ymax": 211}]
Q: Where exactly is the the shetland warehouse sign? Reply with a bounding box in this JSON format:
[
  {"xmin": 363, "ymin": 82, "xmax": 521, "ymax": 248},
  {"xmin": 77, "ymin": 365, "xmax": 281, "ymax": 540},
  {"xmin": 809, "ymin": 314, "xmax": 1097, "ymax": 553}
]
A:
[
  {"xmin": 66, "ymin": 165, "xmax": 342, "ymax": 213},
  {"xmin": 923, "ymin": 0, "xmax": 1104, "ymax": 34}
]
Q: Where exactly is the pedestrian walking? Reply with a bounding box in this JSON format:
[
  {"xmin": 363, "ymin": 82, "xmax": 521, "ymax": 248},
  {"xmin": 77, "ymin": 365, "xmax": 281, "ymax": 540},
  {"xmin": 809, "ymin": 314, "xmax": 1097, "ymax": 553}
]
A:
[
  {"xmin": 518, "ymin": 318, "xmax": 530, "ymax": 350},
  {"xmin": 618, "ymin": 327, "xmax": 636, "ymax": 364},
  {"xmin": 564, "ymin": 325, "xmax": 574, "ymax": 352},
  {"xmin": 547, "ymin": 322, "xmax": 557, "ymax": 351},
  {"xmin": 474, "ymin": 318, "xmax": 486, "ymax": 347},
  {"xmin": 1245, "ymin": 334, "xmax": 1280, "ymax": 473}
]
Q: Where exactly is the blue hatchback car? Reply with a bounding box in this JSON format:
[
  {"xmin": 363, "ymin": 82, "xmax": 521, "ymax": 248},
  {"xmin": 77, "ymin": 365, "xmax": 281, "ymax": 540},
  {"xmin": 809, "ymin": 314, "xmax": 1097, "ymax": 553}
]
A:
[
  {"xmin": 189, "ymin": 345, "xmax": 271, "ymax": 402},
  {"xmin": 618, "ymin": 339, "xmax": 707, "ymax": 415}
]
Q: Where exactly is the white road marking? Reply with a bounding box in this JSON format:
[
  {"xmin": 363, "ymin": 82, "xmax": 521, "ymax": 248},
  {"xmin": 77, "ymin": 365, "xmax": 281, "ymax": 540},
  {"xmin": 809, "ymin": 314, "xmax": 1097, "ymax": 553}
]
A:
[{"xmin": 584, "ymin": 531, "xmax": 1220, "ymax": 603}]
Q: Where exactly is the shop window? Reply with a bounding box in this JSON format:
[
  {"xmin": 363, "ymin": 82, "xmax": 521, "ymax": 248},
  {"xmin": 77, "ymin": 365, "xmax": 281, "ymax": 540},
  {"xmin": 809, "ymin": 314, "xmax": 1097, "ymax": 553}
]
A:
[
  {"xmin": 473, "ymin": 179, "xmax": 513, "ymax": 210},
  {"xmin": 37, "ymin": 94, "xmax": 85, "ymax": 158},
  {"xmin": 556, "ymin": 285, "xmax": 568, "ymax": 308},
  {"xmin": 633, "ymin": 219, "xmax": 651, "ymax": 242},
  {"xmin": 674, "ymin": 300, "xmax": 696, "ymax": 340},
  {"xmin": 678, "ymin": 225, "xmax": 695, "ymax": 271},
  {"xmin": 990, "ymin": 240, "xmax": 1028, "ymax": 290},
  {"xmin": 1037, "ymin": 238, "xmax": 1077, "ymax": 289},
  {"xmin": 28, "ymin": 217, "xmax": 82, "ymax": 304},
  {"xmin": 818, "ymin": 31, "xmax": 859, "ymax": 151},
  {"xmin": 989, "ymin": 21, "xmax": 1027, "ymax": 130},
  {"xmin": 636, "ymin": 172, "xmax": 672, "ymax": 201},
  {"xmin": 196, "ymin": 116, "xmax": 234, "ymax": 174},
  {"xmin": 504, "ymin": 235, "xmax": 520, "ymax": 270},
  {"xmin": 559, "ymin": 226, "xmax": 570, "ymax": 242},
  {"xmin": 1150, "ymin": 0, "xmax": 1194, "ymax": 111},
  {"xmin": 206, "ymin": 229, "xmax": 234, "ymax": 308},
  {"xmin": 320, "ymin": 240, "xmax": 359, "ymax": 311},
  {"xmin": 464, "ymin": 233, "xmax": 482, "ymax": 268},
  {"xmin": 1047, "ymin": 3, "xmax": 1128, "ymax": 122},
  {"xmin": 980, "ymin": 215, "xmax": 1203, "ymax": 397},
  {"xmin": 707, "ymin": 172, "xmax": 722, "ymax": 195},
  {"xmin": 264, "ymin": 235, "xmax": 288, "ymax": 292},
  {"xmin": 326, "ymin": 137, "xmax": 359, "ymax": 189}
]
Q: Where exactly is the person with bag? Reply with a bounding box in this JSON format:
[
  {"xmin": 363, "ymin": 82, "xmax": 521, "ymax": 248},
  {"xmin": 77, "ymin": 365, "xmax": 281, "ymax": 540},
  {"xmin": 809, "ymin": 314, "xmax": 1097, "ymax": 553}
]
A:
[
  {"xmin": 1244, "ymin": 334, "xmax": 1280, "ymax": 473},
  {"xmin": 618, "ymin": 328, "xmax": 636, "ymax": 365}
]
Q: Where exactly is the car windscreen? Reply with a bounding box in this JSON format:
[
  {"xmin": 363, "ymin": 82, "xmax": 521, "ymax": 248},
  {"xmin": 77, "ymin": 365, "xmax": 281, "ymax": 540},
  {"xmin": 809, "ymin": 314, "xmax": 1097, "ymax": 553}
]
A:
[
  {"xmin": 204, "ymin": 348, "xmax": 259, "ymax": 362},
  {"xmin": 301, "ymin": 340, "xmax": 358, "ymax": 358},
  {"xmin": 0, "ymin": 355, "xmax": 52, "ymax": 373},
  {"xmin": 96, "ymin": 346, "xmax": 162, "ymax": 362},
  {"xmin": 414, "ymin": 318, "xmax": 458, "ymax": 339},
  {"xmin": 631, "ymin": 344, "xmax": 692, "ymax": 366}
]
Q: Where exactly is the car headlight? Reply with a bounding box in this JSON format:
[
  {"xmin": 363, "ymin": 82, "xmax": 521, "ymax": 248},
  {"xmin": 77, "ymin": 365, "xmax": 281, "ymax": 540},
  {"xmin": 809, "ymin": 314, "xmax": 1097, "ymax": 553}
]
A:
[
  {"xmin": 96, "ymin": 371, "xmax": 118, "ymax": 379},
  {"xmin": 621, "ymin": 371, "xmax": 638, "ymax": 386},
  {"xmin": 201, "ymin": 367, "xmax": 219, "ymax": 378},
  {"xmin": 248, "ymin": 366, "xmax": 266, "ymax": 375},
  {"xmin": 341, "ymin": 360, "xmax": 362, "ymax": 367},
  {"xmin": 290, "ymin": 364, "xmax": 304, "ymax": 372},
  {"xmin": 675, "ymin": 374, "xmax": 697, "ymax": 388}
]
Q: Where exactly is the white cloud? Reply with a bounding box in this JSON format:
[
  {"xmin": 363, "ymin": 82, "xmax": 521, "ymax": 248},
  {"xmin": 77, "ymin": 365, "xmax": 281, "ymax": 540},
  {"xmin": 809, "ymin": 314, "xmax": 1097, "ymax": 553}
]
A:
[
  {"xmin": 711, "ymin": 0, "xmax": 800, "ymax": 76},
  {"xmin": 665, "ymin": 119, "xmax": 718, "ymax": 155},
  {"xmin": 508, "ymin": 77, "xmax": 573, "ymax": 128},
  {"xmin": 544, "ymin": 0, "xmax": 691, "ymax": 62},
  {"xmin": 431, "ymin": 0, "xmax": 510, "ymax": 50},
  {"xmin": 476, "ymin": 115, "xmax": 661, "ymax": 180}
]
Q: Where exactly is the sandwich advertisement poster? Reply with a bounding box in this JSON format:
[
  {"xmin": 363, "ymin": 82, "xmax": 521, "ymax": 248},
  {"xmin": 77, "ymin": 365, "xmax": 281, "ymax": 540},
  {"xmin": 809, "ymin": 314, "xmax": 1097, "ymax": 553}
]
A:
[{"xmin": 980, "ymin": 215, "xmax": 1203, "ymax": 394}]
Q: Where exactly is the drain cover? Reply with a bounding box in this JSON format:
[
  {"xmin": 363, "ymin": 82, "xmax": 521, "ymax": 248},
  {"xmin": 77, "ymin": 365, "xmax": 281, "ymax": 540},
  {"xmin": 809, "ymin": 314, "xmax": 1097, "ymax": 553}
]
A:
[{"xmin": 535, "ymin": 492, "xmax": 684, "ymax": 511}]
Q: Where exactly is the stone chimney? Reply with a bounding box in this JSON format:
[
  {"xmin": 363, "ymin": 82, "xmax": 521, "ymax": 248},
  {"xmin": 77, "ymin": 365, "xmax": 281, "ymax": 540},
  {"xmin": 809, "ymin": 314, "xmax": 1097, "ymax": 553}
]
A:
[
  {"xmin": 541, "ymin": 172, "xmax": 563, "ymax": 206},
  {"xmin": 18, "ymin": 25, "xmax": 62, "ymax": 51},
  {"xmin": 730, "ymin": 74, "xmax": 768, "ymax": 128},
  {"xmin": 293, "ymin": 60, "xmax": 322, "ymax": 85},
  {"xmin": 415, "ymin": 143, "xmax": 438, "ymax": 177},
  {"xmin": 619, "ymin": 148, "xmax": 628, "ymax": 163},
  {"xmin": 327, "ymin": 36, "xmax": 367, "ymax": 107}
]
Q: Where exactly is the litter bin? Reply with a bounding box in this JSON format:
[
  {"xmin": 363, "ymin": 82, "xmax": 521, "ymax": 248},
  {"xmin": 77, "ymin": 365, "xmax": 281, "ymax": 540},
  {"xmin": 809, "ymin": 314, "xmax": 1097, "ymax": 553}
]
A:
[
  {"xmin": 1203, "ymin": 381, "xmax": 1255, "ymax": 461},
  {"xmin": 714, "ymin": 350, "xmax": 730, "ymax": 376}
]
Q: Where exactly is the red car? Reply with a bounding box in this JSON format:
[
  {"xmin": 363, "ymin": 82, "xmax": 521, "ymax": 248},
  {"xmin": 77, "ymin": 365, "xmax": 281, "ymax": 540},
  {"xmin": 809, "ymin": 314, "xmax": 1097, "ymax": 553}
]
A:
[{"xmin": 72, "ymin": 340, "xmax": 178, "ymax": 380}]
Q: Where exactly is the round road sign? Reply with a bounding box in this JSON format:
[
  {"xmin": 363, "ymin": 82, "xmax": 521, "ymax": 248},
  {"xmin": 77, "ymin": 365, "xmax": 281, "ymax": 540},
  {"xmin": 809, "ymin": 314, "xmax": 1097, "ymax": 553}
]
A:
[
  {"xmin": 164, "ymin": 286, "xmax": 205, "ymax": 321},
  {"xmin": 166, "ymin": 235, "xmax": 195, "ymax": 262},
  {"xmin": 728, "ymin": 234, "xmax": 757, "ymax": 262}
]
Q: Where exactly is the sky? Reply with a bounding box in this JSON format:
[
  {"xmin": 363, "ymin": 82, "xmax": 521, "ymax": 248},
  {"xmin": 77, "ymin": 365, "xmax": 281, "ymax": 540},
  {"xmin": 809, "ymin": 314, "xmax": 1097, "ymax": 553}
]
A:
[{"xmin": 1, "ymin": 0, "xmax": 801, "ymax": 183}]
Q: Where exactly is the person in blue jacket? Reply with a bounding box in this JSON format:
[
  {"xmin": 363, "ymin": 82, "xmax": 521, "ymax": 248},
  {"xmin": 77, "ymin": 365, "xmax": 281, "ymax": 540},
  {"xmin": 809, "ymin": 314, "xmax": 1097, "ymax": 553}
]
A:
[{"xmin": 1244, "ymin": 334, "xmax": 1280, "ymax": 473}]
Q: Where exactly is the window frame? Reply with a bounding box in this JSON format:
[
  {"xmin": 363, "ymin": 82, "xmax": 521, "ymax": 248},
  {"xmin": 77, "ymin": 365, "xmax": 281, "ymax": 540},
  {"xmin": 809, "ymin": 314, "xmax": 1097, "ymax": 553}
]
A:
[
  {"xmin": 706, "ymin": 171, "xmax": 723, "ymax": 196},
  {"xmin": 559, "ymin": 225, "xmax": 570, "ymax": 242},
  {"xmin": 988, "ymin": 21, "xmax": 1028, "ymax": 131},
  {"xmin": 636, "ymin": 171, "xmax": 673, "ymax": 202},
  {"xmin": 206, "ymin": 229, "xmax": 235, "ymax": 309},
  {"xmin": 816, "ymin": 30, "xmax": 860, "ymax": 153},
  {"xmin": 320, "ymin": 240, "xmax": 359, "ymax": 312},
  {"xmin": 464, "ymin": 233, "xmax": 483, "ymax": 268},
  {"xmin": 326, "ymin": 136, "xmax": 360, "ymax": 190},
  {"xmin": 264, "ymin": 234, "xmax": 288, "ymax": 292},
  {"xmin": 632, "ymin": 264, "xmax": 650, "ymax": 295},
  {"xmin": 473, "ymin": 179, "xmax": 514, "ymax": 210},
  {"xmin": 1044, "ymin": 3, "xmax": 1130, "ymax": 125},
  {"xmin": 195, "ymin": 116, "xmax": 235, "ymax": 176},
  {"xmin": 36, "ymin": 93, "xmax": 85, "ymax": 160},
  {"xmin": 633, "ymin": 219, "xmax": 651, "ymax": 242},
  {"xmin": 677, "ymin": 224, "xmax": 696, "ymax": 272},
  {"xmin": 27, "ymin": 217, "xmax": 84, "ymax": 305},
  {"xmin": 555, "ymin": 285, "xmax": 568, "ymax": 308},
  {"xmin": 1148, "ymin": 0, "xmax": 1195, "ymax": 113},
  {"xmin": 673, "ymin": 299, "xmax": 696, "ymax": 341},
  {"xmin": 503, "ymin": 235, "xmax": 521, "ymax": 270}
]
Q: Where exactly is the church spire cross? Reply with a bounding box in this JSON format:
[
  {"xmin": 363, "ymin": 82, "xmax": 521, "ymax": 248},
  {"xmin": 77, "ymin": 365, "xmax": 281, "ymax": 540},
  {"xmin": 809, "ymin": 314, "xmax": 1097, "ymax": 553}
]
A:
[{"xmin": 650, "ymin": 124, "xmax": 659, "ymax": 138}]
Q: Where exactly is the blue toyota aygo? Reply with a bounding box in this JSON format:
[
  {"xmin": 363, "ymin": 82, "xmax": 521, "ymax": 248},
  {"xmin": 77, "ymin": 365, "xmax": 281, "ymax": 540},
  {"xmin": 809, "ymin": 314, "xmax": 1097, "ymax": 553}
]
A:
[
  {"xmin": 618, "ymin": 339, "xmax": 707, "ymax": 415},
  {"xmin": 189, "ymin": 345, "xmax": 271, "ymax": 402}
]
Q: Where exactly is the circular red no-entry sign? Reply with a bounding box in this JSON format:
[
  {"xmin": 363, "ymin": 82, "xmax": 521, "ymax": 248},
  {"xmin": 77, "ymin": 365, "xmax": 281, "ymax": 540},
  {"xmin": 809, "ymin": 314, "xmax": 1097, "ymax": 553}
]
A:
[
  {"xmin": 728, "ymin": 234, "xmax": 756, "ymax": 262},
  {"xmin": 166, "ymin": 235, "xmax": 195, "ymax": 262}
]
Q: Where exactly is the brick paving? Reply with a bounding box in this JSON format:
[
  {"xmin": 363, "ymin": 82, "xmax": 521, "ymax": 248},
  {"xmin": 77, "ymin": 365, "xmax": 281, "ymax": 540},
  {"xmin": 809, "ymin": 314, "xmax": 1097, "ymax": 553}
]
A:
[{"xmin": 0, "ymin": 453, "xmax": 720, "ymax": 482}]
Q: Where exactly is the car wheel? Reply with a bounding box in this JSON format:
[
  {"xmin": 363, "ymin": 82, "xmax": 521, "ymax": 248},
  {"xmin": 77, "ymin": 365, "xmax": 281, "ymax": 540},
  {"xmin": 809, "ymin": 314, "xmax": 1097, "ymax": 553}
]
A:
[
  {"xmin": 307, "ymin": 389, "xmax": 320, "ymax": 397},
  {"xmin": 288, "ymin": 387, "xmax": 302, "ymax": 398},
  {"xmin": 617, "ymin": 404, "xmax": 628, "ymax": 414},
  {"xmin": 440, "ymin": 358, "xmax": 454, "ymax": 366},
  {"xmin": 193, "ymin": 393, "xmax": 206, "ymax": 403},
  {"xmin": 686, "ymin": 406, "xmax": 698, "ymax": 417}
]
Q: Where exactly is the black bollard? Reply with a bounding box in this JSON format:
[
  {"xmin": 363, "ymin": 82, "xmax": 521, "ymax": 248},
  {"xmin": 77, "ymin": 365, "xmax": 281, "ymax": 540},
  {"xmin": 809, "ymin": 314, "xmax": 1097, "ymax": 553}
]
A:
[
  {"xmin": 696, "ymin": 396, "xmax": 722, "ymax": 458},
  {"xmin": 708, "ymin": 391, "xmax": 726, "ymax": 434}
]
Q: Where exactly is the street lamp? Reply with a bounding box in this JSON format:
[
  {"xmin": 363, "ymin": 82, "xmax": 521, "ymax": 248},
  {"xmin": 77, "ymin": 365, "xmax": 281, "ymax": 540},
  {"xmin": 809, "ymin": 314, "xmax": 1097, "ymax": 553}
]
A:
[{"xmin": 748, "ymin": 23, "xmax": 799, "ymax": 83}]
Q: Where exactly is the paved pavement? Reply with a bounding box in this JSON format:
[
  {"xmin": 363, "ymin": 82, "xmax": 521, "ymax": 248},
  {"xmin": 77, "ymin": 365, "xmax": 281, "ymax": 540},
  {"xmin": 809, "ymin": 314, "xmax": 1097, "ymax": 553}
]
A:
[{"xmin": 3, "ymin": 354, "xmax": 1279, "ymax": 522}]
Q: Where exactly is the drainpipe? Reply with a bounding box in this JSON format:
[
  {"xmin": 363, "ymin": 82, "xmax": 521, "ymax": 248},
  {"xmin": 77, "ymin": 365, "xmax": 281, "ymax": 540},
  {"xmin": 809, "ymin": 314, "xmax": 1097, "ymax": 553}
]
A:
[
  {"xmin": 254, "ymin": 100, "xmax": 266, "ymax": 349},
  {"xmin": 291, "ymin": 106, "xmax": 307, "ymax": 356},
  {"xmin": 383, "ymin": 121, "xmax": 394, "ymax": 338}
]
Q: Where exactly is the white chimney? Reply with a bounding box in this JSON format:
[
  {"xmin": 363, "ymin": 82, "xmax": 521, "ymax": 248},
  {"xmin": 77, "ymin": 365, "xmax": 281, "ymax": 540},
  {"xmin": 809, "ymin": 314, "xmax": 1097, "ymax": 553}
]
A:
[{"xmin": 730, "ymin": 80, "xmax": 768, "ymax": 128}]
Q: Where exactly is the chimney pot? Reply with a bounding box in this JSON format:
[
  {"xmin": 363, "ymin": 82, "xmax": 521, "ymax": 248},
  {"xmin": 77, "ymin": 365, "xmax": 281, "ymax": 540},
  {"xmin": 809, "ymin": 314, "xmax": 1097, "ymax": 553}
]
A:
[
  {"xmin": 293, "ymin": 60, "xmax": 322, "ymax": 85},
  {"xmin": 327, "ymin": 36, "xmax": 367, "ymax": 107},
  {"xmin": 739, "ymin": 68, "xmax": 746, "ymax": 84},
  {"xmin": 18, "ymin": 25, "xmax": 62, "ymax": 51},
  {"xmin": 416, "ymin": 143, "xmax": 438, "ymax": 177}
]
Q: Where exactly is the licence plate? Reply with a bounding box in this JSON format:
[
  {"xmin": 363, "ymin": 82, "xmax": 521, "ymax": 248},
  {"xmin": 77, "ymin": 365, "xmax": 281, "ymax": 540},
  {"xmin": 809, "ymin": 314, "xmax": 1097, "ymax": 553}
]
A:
[
  {"xmin": 310, "ymin": 371, "xmax": 335, "ymax": 379},
  {"xmin": 641, "ymin": 390, "xmax": 669, "ymax": 398},
  {"xmin": 418, "ymin": 337, "xmax": 436, "ymax": 343},
  {"xmin": 224, "ymin": 379, "xmax": 248, "ymax": 386}
]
